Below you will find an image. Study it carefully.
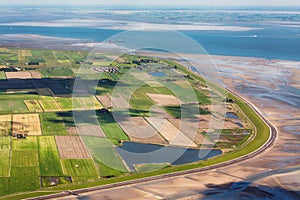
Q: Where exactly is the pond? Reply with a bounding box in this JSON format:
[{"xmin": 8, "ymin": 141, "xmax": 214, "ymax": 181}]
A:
[
  {"xmin": 225, "ymin": 112, "xmax": 239, "ymax": 119},
  {"xmin": 150, "ymin": 71, "xmax": 166, "ymax": 77},
  {"xmin": 115, "ymin": 142, "xmax": 222, "ymax": 170}
]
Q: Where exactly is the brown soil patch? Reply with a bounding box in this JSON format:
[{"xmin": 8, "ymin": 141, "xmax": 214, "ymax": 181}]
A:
[
  {"xmin": 76, "ymin": 125, "xmax": 106, "ymax": 137},
  {"xmin": 96, "ymin": 94, "xmax": 112, "ymax": 108},
  {"xmin": 55, "ymin": 136, "xmax": 91, "ymax": 159},
  {"xmin": 117, "ymin": 116, "xmax": 167, "ymax": 145},
  {"xmin": 146, "ymin": 93, "xmax": 182, "ymax": 106},
  {"xmin": 0, "ymin": 115, "xmax": 11, "ymax": 136},
  {"xmin": 5, "ymin": 71, "xmax": 32, "ymax": 79},
  {"xmin": 12, "ymin": 114, "xmax": 42, "ymax": 135},
  {"xmin": 145, "ymin": 117, "xmax": 197, "ymax": 147},
  {"xmin": 168, "ymin": 118, "xmax": 212, "ymax": 145},
  {"xmin": 30, "ymin": 71, "xmax": 42, "ymax": 79},
  {"xmin": 67, "ymin": 127, "xmax": 77, "ymax": 135}
]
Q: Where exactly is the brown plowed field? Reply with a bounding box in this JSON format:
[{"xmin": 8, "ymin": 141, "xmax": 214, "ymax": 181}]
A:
[{"xmin": 55, "ymin": 136, "xmax": 91, "ymax": 159}]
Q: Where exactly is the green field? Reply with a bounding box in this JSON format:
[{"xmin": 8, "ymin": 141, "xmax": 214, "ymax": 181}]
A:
[
  {"xmin": 0, "ymin": 137, "xmax": 11, "ymax": 177},
  {"xmin": 9, "ymin": 137, "xmax": 40, "ymax": 194},
  {"xmin": 40, "ymin": 113, "xmax": 68, "ymax": 135},
  {"xmin": 164, "ymin": 105, "xmax": 210, "ymax": 118},
  {"xmin": 97, "ymin": 112, "xmax": 129, "ymax": 144},
  {"xmin": 0, "ymin": 99, "xmax": 28, "ymax": 114},
  {"xmin": 134, "ymin": 163, "xmax": 171, "ymax": 172},
  {"xmin": 41, "ymin": 67, "xmax": 74, "ymax": 77},
  {"xmin": 38, "ymin": 136, "xmax": 63, "ymax": 176},
  {"xmin": 24, "ymin": 100, "xmax": 43, "ymax": 112},
  {"xmin": 0, "ymin": 71, "xmax": 6, "ymax": 80},
  {"xmin": 82, "ymin": 136, "xmax": 128, "ymax": 177},
  {"xmin": 38, "ymin": 96, "xmax": 62, "ymax": 111},
  {"xmin": 55, "ymin": 96, "xmax": 102, "ymax": 110},
  {"xmin": 62, "ymin": 159, "xmax": 99, "ymax": 182},
  {"xmin": 12, "ymin": 137, "xmax": 38, "ymax": 150}
]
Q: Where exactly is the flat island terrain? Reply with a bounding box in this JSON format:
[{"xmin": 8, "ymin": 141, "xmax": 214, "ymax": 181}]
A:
[{"xmin": 0, "ymin": 47, "xmax": 270, "ymax": 199}]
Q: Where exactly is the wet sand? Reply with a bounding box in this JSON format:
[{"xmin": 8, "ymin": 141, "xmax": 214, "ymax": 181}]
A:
[{"xmin": 50, "ymin": 53, "xmax": 300, "ymax": 199}]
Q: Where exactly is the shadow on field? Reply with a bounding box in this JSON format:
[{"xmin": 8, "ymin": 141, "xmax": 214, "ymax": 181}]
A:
[{"xmin": 0, "ymin": 77, "xmax": 121, "ymax": 96}]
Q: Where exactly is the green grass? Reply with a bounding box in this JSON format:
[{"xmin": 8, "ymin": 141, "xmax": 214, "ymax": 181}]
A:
[
  {"xmin": 61, "ymin": 159, "xmax": 99, "ymax": 182},
  {"xmin": 40, "ymin": 113, "xmax": 68, "ymax": 135},
  {"xmin": 55, "ymin": 97, "xmax": 102, "ymax": 111},
  {"xmin": 38, "ymin": 136, "xmax": 63, "ymax": 176},
  {"xmin": 0, "ymin": 137, "xmax": 10, "ymax": 177},
  {"xmin": 11, "ymin": 150, "xmax": 38, "ymax": 166},
  {"xmin": 162, "ymin": 82, "xmax": 199, "ymax": 103},
  {"xmin": 40, "ymin": 67, "xmax": 74, "ymax": 77},
  {"xmin": 9, "ymin": 148, "xmax": 40, "ymax": 194},
  {"xmin": 153, "ymin": 87, "xmax": 174, "ymax": 95},
  {"xmin": 9, "ymin": 166, "xmax": 40, "ymax": 194},
  {"xmin": 24, "ymin": 100, "xmax": 43, "ymax": 112},
  {"xmin": 38, "ymin": 96, "xmax": 61, "ymax": 111},
  {"xmin": 12, "ymin": 137, "xmax": 38, "ymax": 150},
  {"xmin": 164, "ymin": 105, "xmax": 210, "ymax": 118},
  {"xmin": 0, "ymin": 177, "xmax": 9, "ymax": 196},
  {"xmin": 97, "ymin": 112, "xmax": 129, "ymax": 144},
  {"xmin": 81, "ymin": 136, "xmax": 128, "ymax": 177},
  {"xmin": 134, "ymin": 163, "xmax": 171, "ymax": 172},
  {"xmin": 0, "ymin": 71, "xmax": 6, "ymax": 80},
  {"xmin": 0, "ymin": 99, "xmax": 28, "ymax": 114}
]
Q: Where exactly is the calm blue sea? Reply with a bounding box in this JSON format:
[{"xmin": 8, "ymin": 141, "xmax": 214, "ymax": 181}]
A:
[{"xmin": 0, "ymin": 25, "xmax": 299, "ymax": 61}]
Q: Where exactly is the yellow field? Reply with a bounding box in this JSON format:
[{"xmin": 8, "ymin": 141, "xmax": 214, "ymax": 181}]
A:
[
  {"xmin": 0, "ymin": 115, "xmax": 12, "ymax": 136},
  {"xmin": 38, "ymin": 96, "xmax": 61, "ymax": 112},
  {"xmin": 12, "ymin": 114, "xmax": 42, "ymax": 135},
  {"xmin": 24, "ymin": 100, "xmax": 43, "ymax": 112},
  {"xmin": 18, "ymin": 49, "xmax": 32, "ymax": 61},
  {"xmin": 146, "ymin": 93, "xmax": 182, "ymax": 106}
]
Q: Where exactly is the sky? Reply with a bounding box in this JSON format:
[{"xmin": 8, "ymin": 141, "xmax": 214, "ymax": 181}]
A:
[{"xmin": 2, "ymin": 0, "xmax": 300, "ymax": 6}]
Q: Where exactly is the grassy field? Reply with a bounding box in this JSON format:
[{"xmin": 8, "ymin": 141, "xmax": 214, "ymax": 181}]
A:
[
  {"xmin": 0, "ymin": 98, "xmax": 28, "ymax": 114},
  {"xmin": 24, "ymin": 100, "xmax": 43, "ymax": 112},
  {"xmin": 164, "ymin": 105, "xmax": 210, "ymax": 118},
  {"xmin": 40, "ymin": 113, "xmax": 68, "ymax": 135},
  {"xmin": 82, "ymin": 136, "xmax": 128, "ymax": 177},
  {"xmin": 38, "ymin": 96, "xmax": 62, "ymax": 112},
  {"xmin": 134, "ymin": 163, "xmax": 171, "ymax": 172},
  {"xmin": 38, "ymin": 136, "xmax": 63, "ymax": 176},
  {"xmin": 9, "ymin": 137, "xmax": 40, "ymax": 194},
  {"xmin": 0, "ymin": 71, "xmax": 6, "ymax": 80},
  {"xmin": 61, "ymin": 159, "xmax": 99, "ymax": 182},
  {"xmin": 0, "ymin": 137, "xmax": 11, "ymax": 177},
  {"xmin": 97, "ymin": 112, "xmax": 129, "ymax": 144},
  {"xmin": 12, "ymin": 136, "xmax": 38, "ymax": 150},
  {"xmin": 55, "ymin": 96, "xmax": 102, "ymax": 111},
  {"xmin": 41, "ymin": 67, "xmax": 74, "ymax": 77}
]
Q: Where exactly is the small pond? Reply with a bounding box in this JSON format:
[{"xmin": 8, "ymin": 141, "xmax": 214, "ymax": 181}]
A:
[
  {"xmin": 150, "ymin": 71, "xmax": 166, "ymax": 77},
  {"xmin": 225, "ymin": 112, "xmax": 239, "ymax": 119},
  {"xmin": 116, "ymin": 142, "xmax": 222, "ymax": 170}
]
